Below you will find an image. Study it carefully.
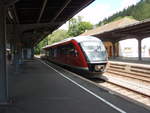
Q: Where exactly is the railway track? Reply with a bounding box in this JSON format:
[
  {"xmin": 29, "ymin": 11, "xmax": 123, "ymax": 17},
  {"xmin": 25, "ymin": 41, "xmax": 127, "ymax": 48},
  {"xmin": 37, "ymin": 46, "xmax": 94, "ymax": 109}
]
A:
[
  {"xmin": 91, "ymin": 71, "xmax": 150, "ymax": 107},
  {"xmin": 98, "ymin": 80, "xmax": 150, "ymax": 107},
  {"xmin": 93, "ymin": 61, "xmax": 150, "ymax": 107},
  {"xmin": 103, "ymin": 72, "xmax": 150, "ymax": 97}
]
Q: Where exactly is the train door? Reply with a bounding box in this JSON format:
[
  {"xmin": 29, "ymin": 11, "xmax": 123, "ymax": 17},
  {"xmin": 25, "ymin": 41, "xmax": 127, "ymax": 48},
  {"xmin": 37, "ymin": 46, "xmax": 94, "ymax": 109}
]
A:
[
  {"xmin": 60, "ymin": 45, "xmax": 68, "ymax": 64},
  {"xmin": 57, "ymin": 46, "xmax": 65, "ymax": 64},
  {"xmin": 66, "ymin": 44, "xmax": 79, "ymax": 67}
]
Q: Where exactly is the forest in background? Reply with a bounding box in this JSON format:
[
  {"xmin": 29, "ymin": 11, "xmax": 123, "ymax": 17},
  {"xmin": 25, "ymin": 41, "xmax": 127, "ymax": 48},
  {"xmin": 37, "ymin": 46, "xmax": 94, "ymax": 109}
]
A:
[
  {"xmin": 98, "ymin": 0, "xmax": 150, "ymax": 26},
  {"xmin": 35, "ymin": 0, "xmax": 150, "ymax": 54}
]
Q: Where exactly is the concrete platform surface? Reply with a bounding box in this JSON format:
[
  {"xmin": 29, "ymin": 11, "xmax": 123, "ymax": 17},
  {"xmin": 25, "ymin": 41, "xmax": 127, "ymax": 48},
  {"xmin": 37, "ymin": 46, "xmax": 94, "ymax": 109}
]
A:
[
  {"xmin": 109, "ymin": 57, "xmax": 150, "ymax": 65},
  {"xmin": 0, "ymin": 59, "xmax": 149, "ymax": 113}
]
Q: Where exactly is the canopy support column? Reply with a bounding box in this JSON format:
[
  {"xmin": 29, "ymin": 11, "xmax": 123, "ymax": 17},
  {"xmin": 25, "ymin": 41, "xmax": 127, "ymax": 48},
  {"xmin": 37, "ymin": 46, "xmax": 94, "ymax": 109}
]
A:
[
  {"xmin": 0, "ymin": 5, "xmax": 8, "ymax": 103},
  {"xmin": 137, "ymin": 38, "xmax": 142, "ymax": 60}
]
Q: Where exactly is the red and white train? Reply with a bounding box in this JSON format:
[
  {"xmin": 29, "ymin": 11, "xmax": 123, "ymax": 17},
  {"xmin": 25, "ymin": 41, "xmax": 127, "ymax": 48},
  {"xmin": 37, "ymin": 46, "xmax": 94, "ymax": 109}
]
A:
[{"xmin": 42, "ymin": 36, "xmax": 108, "ymax": 76}]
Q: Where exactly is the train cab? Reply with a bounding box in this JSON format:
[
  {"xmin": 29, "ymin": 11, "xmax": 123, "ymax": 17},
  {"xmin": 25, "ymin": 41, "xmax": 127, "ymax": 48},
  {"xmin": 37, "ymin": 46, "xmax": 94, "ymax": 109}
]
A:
[{"xmin": 42, "ymin": 36, "xmax": 108, "ymax": 76}]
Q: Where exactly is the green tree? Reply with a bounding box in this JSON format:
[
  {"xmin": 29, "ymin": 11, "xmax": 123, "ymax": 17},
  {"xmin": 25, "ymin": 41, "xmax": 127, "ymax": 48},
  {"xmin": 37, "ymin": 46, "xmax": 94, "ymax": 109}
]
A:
[
  {"xmin": 34, "ymin": 37, "xmax": 48, "ymax": 54},
  {"xmin": 77, "ymin": 22, "xmax": 93, "ymax": 34},
  {"xmin": 47, "ymin": 29, "xmax": 69, "ymax": 44},
  {"xmin": 68, "ymin": 16, "xmax": 93, "ymax": 37},
  {"xmin": 97, "ymin": 0, "xmax": 150, "ymax": 26},
  {"xmin": 68, "ymin": 18, "xmax": 79, "ymax": 36},
  {"xmin": 34, "ymin": 30, "xmax": 68, "ymax": 54}
]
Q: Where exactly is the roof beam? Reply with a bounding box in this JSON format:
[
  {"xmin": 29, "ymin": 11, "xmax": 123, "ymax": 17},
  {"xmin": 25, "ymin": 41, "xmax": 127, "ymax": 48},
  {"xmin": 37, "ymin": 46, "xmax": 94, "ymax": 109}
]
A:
[
  {"xmin": 12, "ymin": 5, "xmax": 19, "ymax": 24},
  {"xmin": 50, "ymin": 0, "xmax": 71, "ymax": 23},
  {"xmin": 17, "ymin": 22, "xmax": 64, "ymax": 32},
  {"xmin": 33, "ymin": 31, "xmax": 51, "ymax": 47},
  {"xmin": 4, "ymin": 0, "xmax": 19, "ymax": 6},
  {"xmin": 7, "ymin": 8, "xmax": 14, "ymax": 23},
  {"xmin": 37, "ymin": 0, "xmax": 48, "ymax": 23},
  {"xmin": 49, "ymin": 0, "xmax": 94, "ymax": 31}
]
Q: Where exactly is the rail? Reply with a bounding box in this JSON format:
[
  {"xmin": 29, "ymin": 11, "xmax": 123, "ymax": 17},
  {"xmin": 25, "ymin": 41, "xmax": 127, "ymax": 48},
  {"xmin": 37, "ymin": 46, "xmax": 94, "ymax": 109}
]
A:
[{"xmin": 100, "ymin": 61, "xmax": 150, "ymax": 107}]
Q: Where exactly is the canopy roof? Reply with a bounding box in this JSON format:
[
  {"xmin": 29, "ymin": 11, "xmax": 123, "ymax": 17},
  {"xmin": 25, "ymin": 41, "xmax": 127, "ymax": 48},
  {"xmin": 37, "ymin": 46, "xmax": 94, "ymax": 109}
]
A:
[
  {"xmin": 5, "ymin": 0, "xmax": 94, "ymax": 47},
  {"xmin": 81, "ymin": 17, "xmax": 150, "ymax": 42}
]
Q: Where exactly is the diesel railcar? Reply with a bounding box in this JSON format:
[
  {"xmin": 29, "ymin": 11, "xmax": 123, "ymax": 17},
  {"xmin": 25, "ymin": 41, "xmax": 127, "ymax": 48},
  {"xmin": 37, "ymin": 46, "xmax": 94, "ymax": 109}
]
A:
[{"xmin": 42, "ymin": 36, "xmax": 108, "ymax": 76}]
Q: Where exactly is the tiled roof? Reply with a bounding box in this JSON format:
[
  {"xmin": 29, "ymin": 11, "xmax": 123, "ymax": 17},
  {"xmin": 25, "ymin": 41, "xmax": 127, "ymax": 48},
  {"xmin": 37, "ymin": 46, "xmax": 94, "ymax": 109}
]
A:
[{"xmin": 80, "ymin": 17, "xmax": 139, "ymax": 36}]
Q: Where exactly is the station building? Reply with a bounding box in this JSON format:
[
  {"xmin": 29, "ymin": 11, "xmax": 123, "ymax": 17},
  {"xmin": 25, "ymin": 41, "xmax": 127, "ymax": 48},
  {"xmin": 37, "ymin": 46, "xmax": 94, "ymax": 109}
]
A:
[{"xmin": 80, "ymin": 17, "xmax": 150, "ymax": 60}]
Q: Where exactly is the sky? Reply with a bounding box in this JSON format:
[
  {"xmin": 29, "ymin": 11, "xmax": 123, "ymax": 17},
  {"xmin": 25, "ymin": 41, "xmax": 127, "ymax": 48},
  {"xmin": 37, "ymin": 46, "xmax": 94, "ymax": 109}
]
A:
[{"xmin": 59, "ymin": 0, "xmax": 140, "ymax": 29}]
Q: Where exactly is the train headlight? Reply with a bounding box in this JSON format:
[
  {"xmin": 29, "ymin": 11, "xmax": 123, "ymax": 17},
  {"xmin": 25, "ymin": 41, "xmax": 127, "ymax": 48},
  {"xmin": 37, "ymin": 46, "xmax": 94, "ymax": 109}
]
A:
[{"xmin": 94, "ymin": 65, "xmax": 104, "ymax": 71}]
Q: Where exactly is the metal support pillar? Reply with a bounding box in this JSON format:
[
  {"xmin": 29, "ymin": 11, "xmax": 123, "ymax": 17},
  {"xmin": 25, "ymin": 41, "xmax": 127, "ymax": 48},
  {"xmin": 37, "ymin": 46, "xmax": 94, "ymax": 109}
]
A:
[
  {"xmin": 31, "ymin": 48, "xmax": 34, "ymax": 59},
  {"xmin": 18, "ymin": 47, "xmax": 23, "ymax": 64},
  {"xmin": 0, "ymin": 5, "xmax": 8, "ymax": 103},
  {"xmin": 19, "ymin": 48, "xmax": 23, "ymax": 63},
  {"xmin": 137, "ymin": 38, "xmax": 142, "ymax": 60},
  {"xmin": 15, "ymin": 47, "xmax": 20, "ymax": 72},
  {"xmin": 12, "ymin": 43, "xmax": 16, "ymax": 65},
  {"xmin": 23, "ymin": 48, "xmax": 27, "ymax": 60},
  {"xmin": 10, "ymin": 43, "xmax": 13, "ymax": 64}
]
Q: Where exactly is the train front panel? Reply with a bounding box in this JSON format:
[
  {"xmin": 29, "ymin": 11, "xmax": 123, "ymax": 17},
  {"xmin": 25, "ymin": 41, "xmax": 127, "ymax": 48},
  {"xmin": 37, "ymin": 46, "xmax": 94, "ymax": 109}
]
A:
[{"xmin": 77, "ymin": 38, "xmax": 108, "ymax": 73}]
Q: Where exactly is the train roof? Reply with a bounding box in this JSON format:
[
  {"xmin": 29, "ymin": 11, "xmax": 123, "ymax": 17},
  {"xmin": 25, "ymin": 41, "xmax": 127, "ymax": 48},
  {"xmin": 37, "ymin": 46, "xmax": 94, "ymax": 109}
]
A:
[{"xmin": 43, "ymin": 36, "xmax": 101, "ymax": 49}]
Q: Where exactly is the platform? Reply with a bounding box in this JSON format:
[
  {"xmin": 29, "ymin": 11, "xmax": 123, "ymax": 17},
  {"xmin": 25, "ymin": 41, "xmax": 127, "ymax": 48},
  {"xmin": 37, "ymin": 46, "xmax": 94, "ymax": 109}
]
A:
[
  {"xmin": 109, "ymin": 57, "xmax": 150, "ymax": 65},
  {"xmin": 1, "ymin": 59, "xmax": 149, "ymax": 113}
]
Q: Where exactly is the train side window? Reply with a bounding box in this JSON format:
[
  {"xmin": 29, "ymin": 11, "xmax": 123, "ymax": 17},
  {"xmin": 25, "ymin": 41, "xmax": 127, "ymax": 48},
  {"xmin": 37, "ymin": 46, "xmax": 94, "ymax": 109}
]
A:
[
  {"xmin": 58, "ymin": 44, "xmax": 77, "ymax": 56},
  {"xmin": 59, "ymin": 45, "xmax": 66, "ymax": 55},
  {"xmin": 67, "ymin": 44, "xmax": 77, "ymax": 56},
  {"xmin": 54, "ymin": 48, "xmax": 57, "ymax": 57},
  {"xmin": 46, "ymin": 51, "xmax": 49, "ymax": 56},
  {"xmin": 57, "ymin": 46, "xmax": 61, "ymax": 56},
  {"xmin": 51, "ymin": 48, "xmax": 54, "ymax": 57},
  {"xmin": 49, "ymin": 48, "xmax": 52, "ymax": 57}
]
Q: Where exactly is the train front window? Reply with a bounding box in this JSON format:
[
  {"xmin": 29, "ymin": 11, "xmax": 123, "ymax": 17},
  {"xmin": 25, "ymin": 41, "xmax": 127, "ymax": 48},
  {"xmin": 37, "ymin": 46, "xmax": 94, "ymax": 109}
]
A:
[{"xmin": 80, "ymin": 41, "xmax": 107, "ymax": 62}]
